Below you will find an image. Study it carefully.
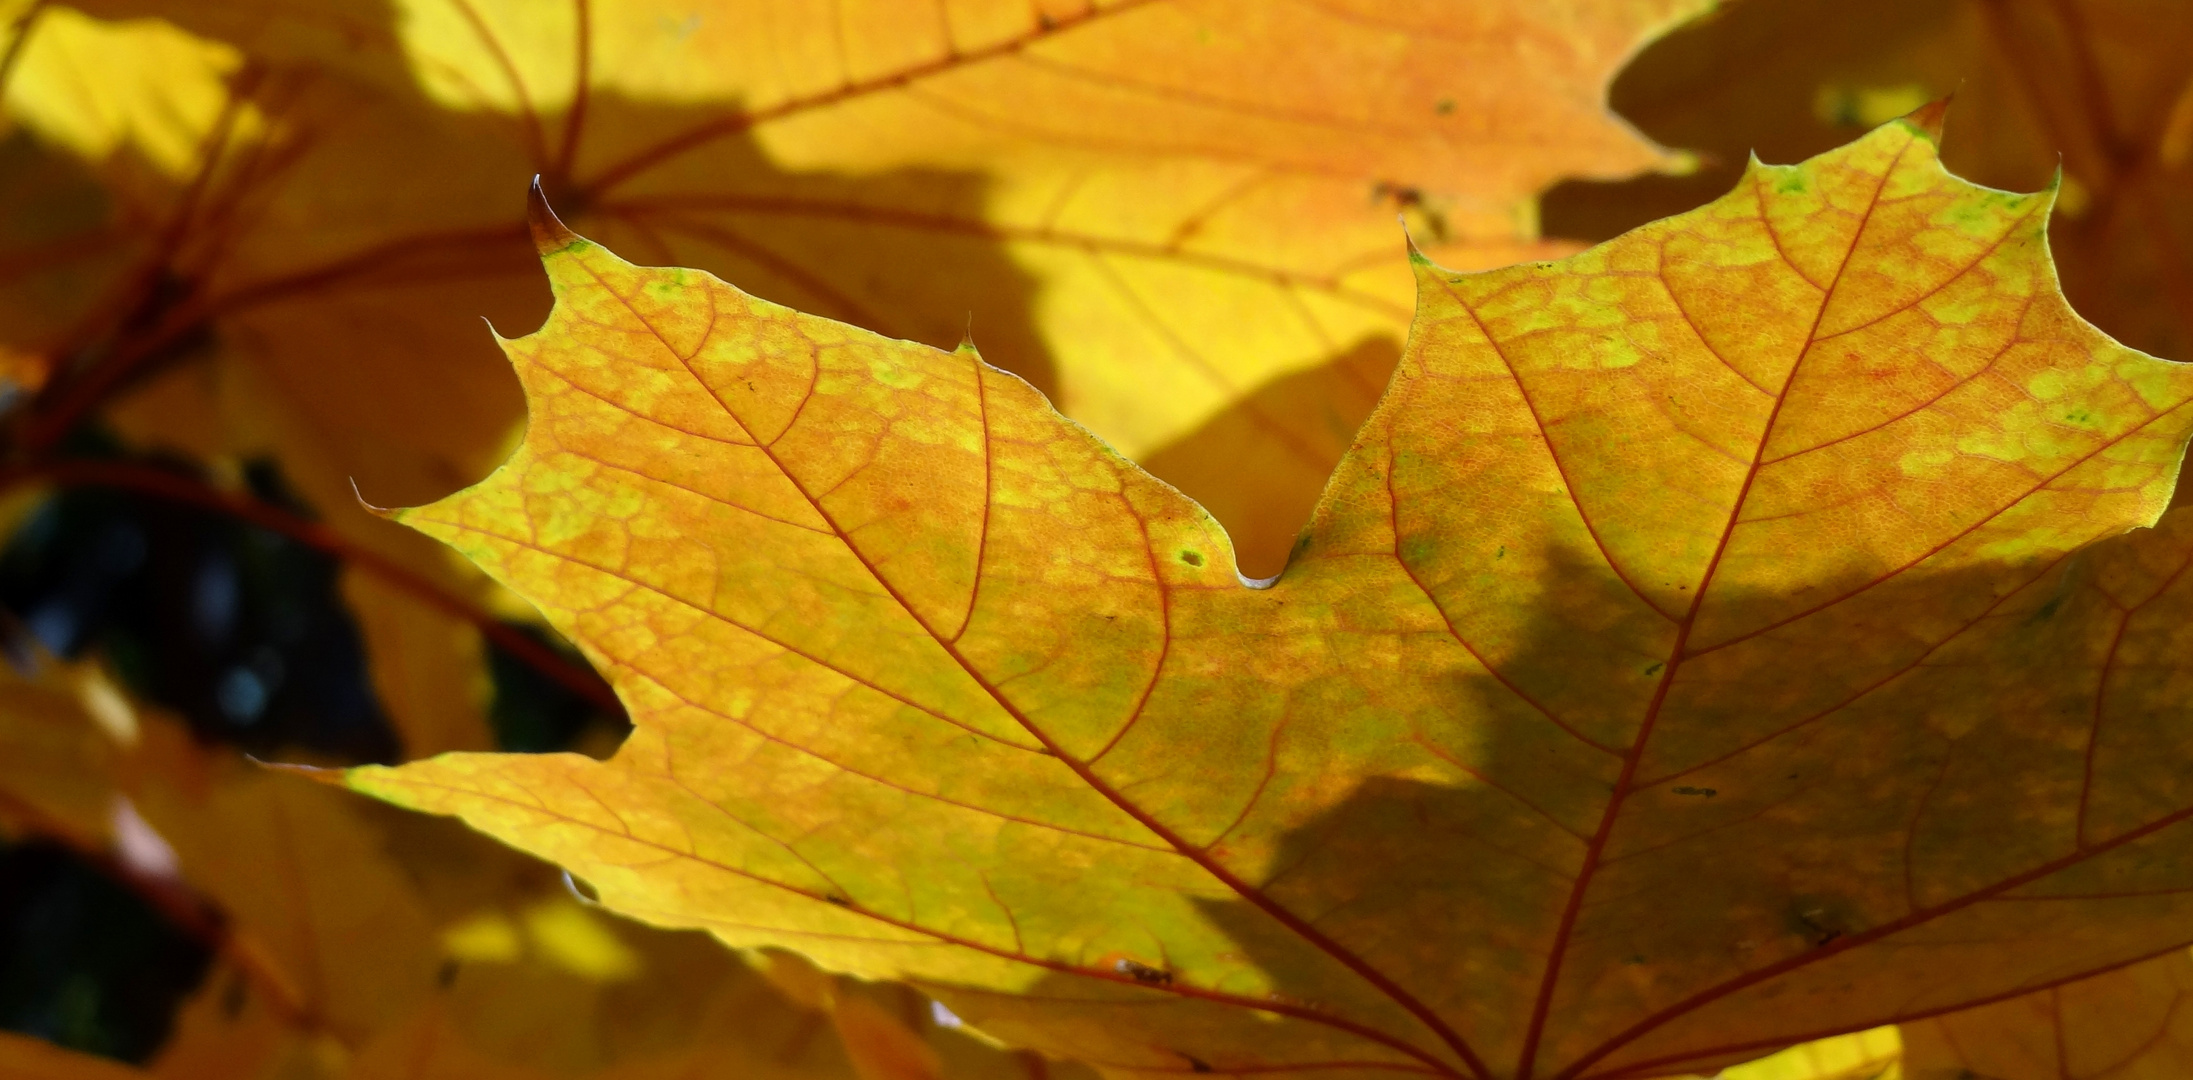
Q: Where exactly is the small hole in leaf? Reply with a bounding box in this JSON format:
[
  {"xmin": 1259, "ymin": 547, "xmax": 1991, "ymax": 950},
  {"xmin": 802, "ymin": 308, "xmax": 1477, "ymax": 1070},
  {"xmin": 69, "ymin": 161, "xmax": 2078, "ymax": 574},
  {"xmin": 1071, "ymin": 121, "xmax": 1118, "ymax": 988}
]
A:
[
  {"xmin": 1113, "ymin": 957, "xmax": 1172, "ymax": 985},
  {"xmin": 1178, "ymin": 550, "xmax": 1204, "ymax": 567}
]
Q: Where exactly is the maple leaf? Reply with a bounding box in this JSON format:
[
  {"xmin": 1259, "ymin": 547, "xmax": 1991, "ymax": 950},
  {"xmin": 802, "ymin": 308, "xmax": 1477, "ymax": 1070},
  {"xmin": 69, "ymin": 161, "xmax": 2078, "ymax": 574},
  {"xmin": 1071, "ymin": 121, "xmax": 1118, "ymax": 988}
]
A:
[
  {"xmin": 0, "ymin": 655, "xmax": 1064, "ymax": 1080},
  {"xmin": 345, "ymin": 106, "xmax": 2193, "ymax": 1079},
  {"xmin": 1554, "ymin": 0, "xmax": 2193, "ymax": 386},
  {"xmin": 0, "ymin": 0, "xmax": 1708, "ymax": 717},
  {"xmin": 1900, "ymin": 946, "xmax": 2193, "ymax": 1079},
  {"xmin": 126, "ymin": 732, "xmax": 447, "ymax": 1046},
  {"xmin": 1716, "ymin": 945, "xmax": 2193, "ymax": 1079}
]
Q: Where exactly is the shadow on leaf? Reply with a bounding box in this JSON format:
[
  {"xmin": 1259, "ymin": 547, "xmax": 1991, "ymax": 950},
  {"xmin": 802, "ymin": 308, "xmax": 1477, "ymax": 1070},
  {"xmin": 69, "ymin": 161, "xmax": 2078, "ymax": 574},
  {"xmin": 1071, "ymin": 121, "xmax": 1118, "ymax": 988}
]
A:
[{"xmin": 917, "ymin": 525, "xmax": 2193, "ymax": 1078}]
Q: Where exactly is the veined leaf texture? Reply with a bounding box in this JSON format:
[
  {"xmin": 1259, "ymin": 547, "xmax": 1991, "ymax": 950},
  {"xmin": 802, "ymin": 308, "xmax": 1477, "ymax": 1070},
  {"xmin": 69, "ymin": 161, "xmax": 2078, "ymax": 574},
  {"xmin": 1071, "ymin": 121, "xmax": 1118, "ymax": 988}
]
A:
[
  {"xmin": 352, "ymin": 111, "xmax": 2193, "ymax": 1078},
  {"xmin": 10, "ymin": 1, "xmax": 2193, "ymax": 1078}
]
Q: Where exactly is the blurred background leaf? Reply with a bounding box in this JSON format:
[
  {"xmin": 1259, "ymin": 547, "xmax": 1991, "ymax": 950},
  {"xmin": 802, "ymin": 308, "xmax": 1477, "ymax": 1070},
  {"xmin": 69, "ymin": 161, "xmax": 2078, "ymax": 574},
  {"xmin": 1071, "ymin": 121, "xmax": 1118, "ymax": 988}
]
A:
[
  {"xmin": 1546, "ymin": 0, "xmax": 2193, "ymax": 377},
  {"xmin": 0, "ymin": 653, "xmax": 1095, "ymax": 1079}
]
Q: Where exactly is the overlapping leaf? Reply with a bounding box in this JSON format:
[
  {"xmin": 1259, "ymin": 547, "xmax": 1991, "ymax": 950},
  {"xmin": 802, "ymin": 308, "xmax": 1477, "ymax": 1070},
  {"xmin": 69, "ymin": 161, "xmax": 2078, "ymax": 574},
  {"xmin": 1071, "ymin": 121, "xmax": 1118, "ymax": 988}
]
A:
[
  {"xmin": 0, "ymin": 663, "xmax": 127, "ymax": 845},
  {"xmin": 0, "ymin": 5, "xmax": 1727, "ymax": 1072},
  {"xmin": 1679, "ymin": 1027, "xmax": 1900, "ymax": 1080},
  {"xmin": 347, "ymin": 108, "xmax": 2193, "ymax": 1078},
  {"xmin": 1656, "ymin": 946, "xmax": 2193, "ymax": 1078},
  {"xmin": 1901, "ymin": 947, "xmax": 2193, "ymax": 1079},
  {"xmin": 1556, "ymin": 0, "xmax": 2193, "ymax": 382},
  {"xmin": 0, "ymin": 1, "xmax": 1709, "ymax": 712},
  {"xmin": 0, "ymin": 657, "xmax": 1070, "ymax": 1080}
]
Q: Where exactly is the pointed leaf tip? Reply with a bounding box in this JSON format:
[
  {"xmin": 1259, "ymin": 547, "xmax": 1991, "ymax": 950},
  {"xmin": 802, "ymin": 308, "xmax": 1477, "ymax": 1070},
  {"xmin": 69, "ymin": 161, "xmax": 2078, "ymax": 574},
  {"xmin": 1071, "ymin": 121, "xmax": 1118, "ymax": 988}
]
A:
[
  {"xmin": 355, "ymin": 112, "xmax": 2193, "ymax": 1079},
  {"xmin": 255, "ymin": 758, "xmax": 345, "ymax": 786},
  {"xmin": 347, "ymin": 476, "xmax": 394, "ymax": 520},
  {"xmin": 1902, "ymin": 96, "xmax": 1951, "ymax": 142},
  {"xmin": 527, "ymin": 176, "xmax": 581, "ymax": 255},
  {"xmin": 1400, "ymin": 216, "xmax": 1435, "ymax": 267}
]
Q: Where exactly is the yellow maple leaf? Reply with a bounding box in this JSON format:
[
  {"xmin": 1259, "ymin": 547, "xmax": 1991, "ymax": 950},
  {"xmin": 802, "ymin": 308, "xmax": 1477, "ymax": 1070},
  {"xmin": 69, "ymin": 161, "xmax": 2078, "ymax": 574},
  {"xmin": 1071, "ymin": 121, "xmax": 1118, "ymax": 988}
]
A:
[
  {"xmin": 0, "ymin": 1, "xmax": 1709, "ymax": 745},
  {"xmin": 345, "ymin": 106, "xmax": 2193, "ymax": 1077},
  {"xmin": 0, "ymin": 652, "xmax": 1080, "ymax": 1079}
]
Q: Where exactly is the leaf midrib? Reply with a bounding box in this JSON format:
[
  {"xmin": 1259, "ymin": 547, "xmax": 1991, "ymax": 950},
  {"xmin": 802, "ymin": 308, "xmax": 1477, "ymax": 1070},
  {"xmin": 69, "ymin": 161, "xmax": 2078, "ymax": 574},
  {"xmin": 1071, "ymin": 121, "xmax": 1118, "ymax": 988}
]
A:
[
  {"xmin": 1507, "ymin": 130, "xmax": 1917, "ymax": 1080},
  {"xmin": 570, "ymin": 256, "xmax": 1496, "ymax": 1078}
]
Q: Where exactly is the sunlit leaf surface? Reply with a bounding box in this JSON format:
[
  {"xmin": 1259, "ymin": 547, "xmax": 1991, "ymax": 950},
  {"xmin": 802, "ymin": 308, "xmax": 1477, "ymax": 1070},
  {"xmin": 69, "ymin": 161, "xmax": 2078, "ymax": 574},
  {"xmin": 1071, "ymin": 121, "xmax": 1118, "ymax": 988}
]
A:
[
  {"xmin": 1, "ymin": 0, "xmax": 1707, "ymax": 618},
  {"xmin": 1695, "ymin": 1027, "xmax": 1900, "ymax": 1080},
  {"xmin": 350, "ymin": 110, "xmax": 2193, "ymax": 1077}
]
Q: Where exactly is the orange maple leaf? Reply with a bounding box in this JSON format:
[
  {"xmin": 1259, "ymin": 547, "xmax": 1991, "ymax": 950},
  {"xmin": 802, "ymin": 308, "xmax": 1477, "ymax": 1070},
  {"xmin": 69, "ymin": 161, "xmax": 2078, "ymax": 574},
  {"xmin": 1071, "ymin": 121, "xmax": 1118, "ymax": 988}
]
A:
[
  {"xmin": 0, "ymin": 0, "xmax": 1709, "ymax": 754},
  {"xmin": 346, "ymin": 107, "xmax": 2193, "ymax": 1077}
]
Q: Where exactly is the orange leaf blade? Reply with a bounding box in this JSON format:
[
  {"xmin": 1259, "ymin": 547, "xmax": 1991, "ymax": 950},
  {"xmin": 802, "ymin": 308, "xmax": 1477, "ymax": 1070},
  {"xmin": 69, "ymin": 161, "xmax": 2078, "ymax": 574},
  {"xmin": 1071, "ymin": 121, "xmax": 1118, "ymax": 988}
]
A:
[{"xmin": 354, "ymin": 111, "xmax": 2193, "ymax": 1079}]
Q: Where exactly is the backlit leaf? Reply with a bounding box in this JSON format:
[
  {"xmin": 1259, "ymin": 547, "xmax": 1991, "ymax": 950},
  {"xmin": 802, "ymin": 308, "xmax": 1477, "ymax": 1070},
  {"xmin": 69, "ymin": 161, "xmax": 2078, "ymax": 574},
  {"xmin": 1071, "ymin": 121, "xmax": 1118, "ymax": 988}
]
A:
[
  {"xmin": 1705, "ymin": 1027, "xmax": 1900, "ymax": 1080},
  {"xmin": 123, "ymin": 723, "xmax": 445, "ymax": 1045},
  {"xmin": 351, "ymin": 108, "xmax": 2193, "ymax": 1078},
  {"xmin": 1900, "ymin": 948, "xmax": 2193, "ymax": 1080},
  {"xmin": 1, "ymin": 0, "xmax": 1710, "ymax": 609},
  {"xmin": 0, "ymin": 656, "xmax": 1061, "ymax": 1080},
  {"xmin": 1557, "ymin": 0, "xmax": 2193, "ymax": 381}
]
